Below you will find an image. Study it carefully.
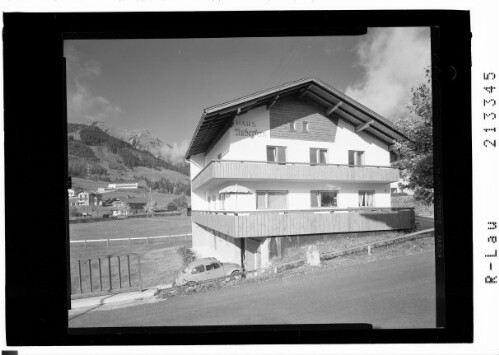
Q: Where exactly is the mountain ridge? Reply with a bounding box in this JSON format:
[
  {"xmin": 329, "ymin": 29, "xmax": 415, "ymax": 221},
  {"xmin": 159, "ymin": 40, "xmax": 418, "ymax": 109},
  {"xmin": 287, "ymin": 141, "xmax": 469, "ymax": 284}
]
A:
[
  {"xmin": 88, "ymin": 120, "xmax": 178, "ymax": 162},
  {"xmin": 67, "ymin": 123, "xmax": 190, "ymax": 185}
]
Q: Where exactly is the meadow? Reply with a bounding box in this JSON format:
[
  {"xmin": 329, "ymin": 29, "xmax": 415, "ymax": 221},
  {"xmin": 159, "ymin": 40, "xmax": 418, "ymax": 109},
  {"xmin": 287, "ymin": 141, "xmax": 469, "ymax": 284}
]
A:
[{"xmin": 69, "ymin": 215, "xmax": 192, "ymax": 297}]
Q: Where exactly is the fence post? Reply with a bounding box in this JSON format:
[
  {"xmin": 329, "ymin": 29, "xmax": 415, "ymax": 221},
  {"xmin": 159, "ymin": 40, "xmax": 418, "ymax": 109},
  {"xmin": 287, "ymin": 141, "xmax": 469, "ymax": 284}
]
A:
[
  {"xmin": 127, "ymin": 255, "xmax": 131, "ymax": 287},
  {"xmin": 128, "ymin": 237, "xmax": 131, "ymax": 246},
  {"xmin": 98, "ymin": 258, "xmax": 102, "ymax": 291},
  {"xmin": 368, "ymin": 245, "xmax": 372, "ymax": 255},
  {"xmin": 118, "ymin": 256, "xmax": 122, "ymax": 289},
  {"xmin": 78, "ymin": 260, "xmax": 82, "ymax": 294},
  {"xmin": 108, "ymin": 255, "xmax": 112, "ymax": 291},
  {"xmin": 88, "ymin": 259, "xmax": 92, "ymax": 293},
  {"xmin": 84, "ymin": 240, "xmax": 87, "ymax": 249},
  {"xmin": 107, "ymin": 238, "xmax": 109, "ymax": 248}
]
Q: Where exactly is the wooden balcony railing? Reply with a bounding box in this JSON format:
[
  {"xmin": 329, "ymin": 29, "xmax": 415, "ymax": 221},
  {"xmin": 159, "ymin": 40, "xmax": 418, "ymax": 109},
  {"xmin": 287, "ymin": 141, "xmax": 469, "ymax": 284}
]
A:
[
  {"xmin": 191, "ymin": 207, "xmax": 415, "ymax": 238},
  {"xmin": 191, "ymin": 159, "xmax": 400, "ymax": 190}
]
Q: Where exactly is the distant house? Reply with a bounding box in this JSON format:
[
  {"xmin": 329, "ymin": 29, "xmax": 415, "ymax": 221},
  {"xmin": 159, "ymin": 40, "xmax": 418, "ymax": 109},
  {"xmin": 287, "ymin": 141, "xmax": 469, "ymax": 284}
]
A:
[
  {"xmin": 107, "ymin": 182, "xmax": 139, "ymax": 190},
  {"xmin": 75, "ymin": 191, "xmax": 103, "ymax": 207},
  {"xmin": 68, "ymin": 188, "xmax": 75, "ymax": 198},
  {"xmin": 110, "ymin": 197, "xmax": 147, "ymax": 216}
]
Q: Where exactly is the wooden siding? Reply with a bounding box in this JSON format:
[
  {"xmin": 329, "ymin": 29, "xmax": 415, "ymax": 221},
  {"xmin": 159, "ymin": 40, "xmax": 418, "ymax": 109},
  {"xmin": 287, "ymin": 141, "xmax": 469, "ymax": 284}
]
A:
[
  {"xmin": 270, "ymin": 95, "xmax": 339, "ymax": 142},
  {"xmin": 191, "ymin": 160, "xmax": 399, "ymax": 190},
  {"xmin": 192, "ymin": 208, "xmax": 415, "ymax": 238}
]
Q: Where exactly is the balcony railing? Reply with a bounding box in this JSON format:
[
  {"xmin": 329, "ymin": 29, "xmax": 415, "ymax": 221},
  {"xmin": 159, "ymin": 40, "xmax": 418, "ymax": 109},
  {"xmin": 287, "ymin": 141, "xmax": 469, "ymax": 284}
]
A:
[
  {"xmin": 192, "ymin": 207, "xmax": 415, "ymax": 238},
  {"xmin": 191, "ymin": 159, "xmax": 400, "ymax": 190}
]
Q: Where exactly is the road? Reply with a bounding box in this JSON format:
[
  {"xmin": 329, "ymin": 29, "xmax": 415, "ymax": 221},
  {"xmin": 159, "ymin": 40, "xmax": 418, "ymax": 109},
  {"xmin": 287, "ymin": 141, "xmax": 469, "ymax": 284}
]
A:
[{"xmin": 69, "ymin": 251, "xmax": 436, "ymax": 329}]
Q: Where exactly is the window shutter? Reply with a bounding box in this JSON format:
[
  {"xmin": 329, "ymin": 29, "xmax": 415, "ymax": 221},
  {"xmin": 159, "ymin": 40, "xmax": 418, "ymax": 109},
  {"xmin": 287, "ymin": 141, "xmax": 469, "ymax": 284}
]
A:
[
  {"xmin": 310, "ymin": 148, "xmax": 317, "ymax": 164},
  {"xmin": 267, "ymin": 146, "xmax": 275, "ymax": 162},
  {"xmin": 319, "ymin": 150, "xmax": 327, "ymax": 164},
  {"xmin": 311, "ymin": 191, "xmax": 318, "ymax": 207},
  {"xmin": 277, "ymin": 146, "xmax": 286, "ymax": 163},
  {"xmin": 348, "ymin": 151, "xmax": 355, "ymax": 165},
  {"xmin": 256, "ymin": 192, "xmax": 266, "ymax": 209}
]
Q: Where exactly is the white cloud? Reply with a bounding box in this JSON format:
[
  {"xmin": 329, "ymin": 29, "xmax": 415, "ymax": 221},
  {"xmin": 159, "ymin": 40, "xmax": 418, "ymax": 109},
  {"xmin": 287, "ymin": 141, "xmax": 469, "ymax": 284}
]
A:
[
  {"xmin": 345, "ymin": 28, "xmax": 431, "ymax": 121},
  {"xmin": 65, "ymin": 45, "xmax": 122, "ymax": 123},
  {"xmin": 160, "ymin": 139, "xmax": 190, "ymax": 164}
]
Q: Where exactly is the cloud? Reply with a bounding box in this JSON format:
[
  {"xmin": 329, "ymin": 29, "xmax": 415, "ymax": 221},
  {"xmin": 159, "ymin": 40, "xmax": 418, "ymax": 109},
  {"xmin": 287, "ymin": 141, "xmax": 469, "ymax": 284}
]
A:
[
  {"xmin": 160, "ymin": 139, "xmax": 190, "ymax": 164},
  {"xmin": 65, "ymin": 45, "xmax": 122, "ymax": 123},
  {"xmin": 345, "ymin": 28, "xmax": 431, "ymax": 121}
]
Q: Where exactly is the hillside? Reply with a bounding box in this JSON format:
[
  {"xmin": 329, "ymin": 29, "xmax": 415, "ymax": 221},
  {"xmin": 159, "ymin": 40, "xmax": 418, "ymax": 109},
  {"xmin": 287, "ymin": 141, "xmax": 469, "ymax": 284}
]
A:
[
  {"xmin": 89, "ymin": 121, "xmax": 180, "ymax": 163},
  {"xmin": 67, "ymin": 124, "xmax": 190, "ymax": 193},
  {"xmin": 70, "ymin": 177, "xmax": 190, "ymax": 211}
]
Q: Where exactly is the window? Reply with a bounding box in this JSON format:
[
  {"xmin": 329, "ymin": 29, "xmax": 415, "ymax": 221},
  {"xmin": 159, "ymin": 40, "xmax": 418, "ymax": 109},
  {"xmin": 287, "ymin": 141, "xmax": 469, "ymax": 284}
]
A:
[
  {"xmin": 191, "ymin": 265, "xmax": 205, "ymax": 274},
  {"xmin": 267, "ymin": 146, "xmax": 286, "ymax": 164},
  {"xmin": 303, "ymin": 121, "xmax": 309, "ymax": 132},
  {"xmin": 256, "ymin": 191, "xmax": 288, "ymax": 209},
  {"xmin": 358, "ymin": 191, "xmax": 375, "ymax": 207},
  {"xmin": 311, "ymin": 191, "xmax": 338, "ymax": 208},
  {"xmin": 289, "ymin": 121, "xmax": 297, "ymax": 131},
  {"xmin": 348, "ymin": 150, "xmax": 365, "ymax": 166},
  {"xmin": 310, "ymin": 148, "xmax": 327, "ymax": 165},
  {"xmin": 206, "ymin": 262, "xmax": 221, "ymax": 271}
]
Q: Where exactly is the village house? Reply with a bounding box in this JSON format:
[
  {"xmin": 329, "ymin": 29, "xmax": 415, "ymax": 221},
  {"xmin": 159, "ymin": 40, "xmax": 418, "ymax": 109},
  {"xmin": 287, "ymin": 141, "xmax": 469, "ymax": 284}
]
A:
[
  {"xmin": 110, "ymin": 197, "xmax": 147, "ymax": 216},
  {"xmin": 75, "ymin": 191, "xmax": 102, "ymax": 207},
  {"xmin": 185, "ymin": 77, "xmax": 415, "ymax": 271}
]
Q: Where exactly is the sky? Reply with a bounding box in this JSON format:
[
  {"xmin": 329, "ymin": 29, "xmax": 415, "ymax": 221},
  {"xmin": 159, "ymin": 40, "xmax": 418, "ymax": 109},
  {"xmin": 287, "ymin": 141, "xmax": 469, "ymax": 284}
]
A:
[{"xmin": 65, "ymin": 27, "xmax": 431, "ymax": 162}]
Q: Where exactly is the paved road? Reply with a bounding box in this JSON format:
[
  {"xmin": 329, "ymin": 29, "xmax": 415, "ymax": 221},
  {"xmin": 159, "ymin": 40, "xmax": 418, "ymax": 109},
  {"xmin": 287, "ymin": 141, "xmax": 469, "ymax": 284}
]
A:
[{"xmin": 69, "ymin": 251, "xmax": 436, "ymax": 329}]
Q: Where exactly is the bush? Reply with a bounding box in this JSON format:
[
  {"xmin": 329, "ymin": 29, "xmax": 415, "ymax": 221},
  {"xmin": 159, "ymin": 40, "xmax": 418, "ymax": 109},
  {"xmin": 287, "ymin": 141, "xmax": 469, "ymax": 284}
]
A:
[
  {"xmin": 177, "ymin": 246, "xmax": 196, "ymax": 265},
  {"xmin": 167, "ymin": 196, "xmax": 189, "ymax": 211}
]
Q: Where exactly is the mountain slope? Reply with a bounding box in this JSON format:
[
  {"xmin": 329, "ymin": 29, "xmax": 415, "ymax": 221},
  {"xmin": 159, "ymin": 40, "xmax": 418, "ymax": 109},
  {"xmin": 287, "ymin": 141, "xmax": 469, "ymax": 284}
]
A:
[
  {"xmin": 67, "ymin": 123, "xmax": 189, "ymax": 185},
  {"xmin": 89, "ymin": 121, "xmax": 178, "ymax": 163}
]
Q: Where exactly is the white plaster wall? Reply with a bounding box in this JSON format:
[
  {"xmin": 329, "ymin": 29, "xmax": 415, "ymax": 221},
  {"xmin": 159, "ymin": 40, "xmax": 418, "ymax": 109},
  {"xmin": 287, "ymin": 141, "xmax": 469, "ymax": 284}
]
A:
[
  {"xmin": 199, "ymin": 105, "xmax": 390, "ymax": 167},
  {"xmin": 192, "ymin": 222, "xmax": 242, "ymax": 265},
  {"xmin": 190, "ymin": 153, "xmax": 205, "ymax": 178},
  {"xmin": 191, "ymin": 104, "xmax": 393, "ymax": 211},
  {"xmin": 205, "ymin": 181, "xmax": 391, "ymax": 210}
]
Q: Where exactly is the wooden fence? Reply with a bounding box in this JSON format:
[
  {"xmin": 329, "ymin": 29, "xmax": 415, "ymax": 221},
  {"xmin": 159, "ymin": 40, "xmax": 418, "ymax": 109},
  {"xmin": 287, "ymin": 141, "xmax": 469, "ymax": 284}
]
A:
[{"xmin": 70, "ymin": 233, "xmax": 192, "ymax": 247}]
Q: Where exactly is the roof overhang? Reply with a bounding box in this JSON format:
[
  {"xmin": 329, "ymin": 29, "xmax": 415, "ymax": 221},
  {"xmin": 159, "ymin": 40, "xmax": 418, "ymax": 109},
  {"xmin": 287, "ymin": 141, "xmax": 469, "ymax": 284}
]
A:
[{"xmin": 185, "ymin": 77, "xmax": 407, "ymax": 160}]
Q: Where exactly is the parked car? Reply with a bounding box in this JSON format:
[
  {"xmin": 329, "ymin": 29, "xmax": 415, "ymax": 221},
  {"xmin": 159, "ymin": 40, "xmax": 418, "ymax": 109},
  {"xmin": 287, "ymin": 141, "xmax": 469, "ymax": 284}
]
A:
[{"xmin": 173, "ymin": 257, "xmax": 242, "ymax": 286}]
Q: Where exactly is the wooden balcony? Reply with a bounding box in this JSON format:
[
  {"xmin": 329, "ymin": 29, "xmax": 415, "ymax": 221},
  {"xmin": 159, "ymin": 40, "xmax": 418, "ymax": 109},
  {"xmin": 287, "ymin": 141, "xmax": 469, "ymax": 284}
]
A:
[
  {"xmin": 192, "ymin": 207, "xmax": 415, "ymax": 238},
  {"xmin": 192, "ymin": 159, "xmax": 400, "ymax": 190}
]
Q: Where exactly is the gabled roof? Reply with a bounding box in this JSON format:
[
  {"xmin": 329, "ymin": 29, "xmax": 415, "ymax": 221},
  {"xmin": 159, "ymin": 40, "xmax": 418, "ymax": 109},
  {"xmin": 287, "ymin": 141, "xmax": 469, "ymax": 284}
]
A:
[{"xmin": 185, "ymin": 77, "xmax": 407, "ymax": 160}]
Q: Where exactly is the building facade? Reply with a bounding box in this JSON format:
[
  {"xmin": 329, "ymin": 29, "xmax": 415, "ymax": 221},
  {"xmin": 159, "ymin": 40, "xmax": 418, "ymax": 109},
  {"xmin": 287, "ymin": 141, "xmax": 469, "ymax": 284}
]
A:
[
  {"xmin": 185, "ymin": 78, "xmax": 415, "ymax": 271},
  {"xmin": 111, "ymin": 197, "xmax": 147, "ymax": 216},
  {"xmin": 75, "ymin": 191, "xmax": 102, "ymax": 207}
]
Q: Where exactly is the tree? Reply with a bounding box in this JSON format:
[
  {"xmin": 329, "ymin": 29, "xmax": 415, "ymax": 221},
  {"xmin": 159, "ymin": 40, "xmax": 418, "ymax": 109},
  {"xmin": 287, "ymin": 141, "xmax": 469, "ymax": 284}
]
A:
[
  {"xmin": 167, "ymin": 196, "xmax": 189, "ymax": 211},
  {"xmin": 392, "ymin": 68, "xmax": 434, "ymax": 204}
]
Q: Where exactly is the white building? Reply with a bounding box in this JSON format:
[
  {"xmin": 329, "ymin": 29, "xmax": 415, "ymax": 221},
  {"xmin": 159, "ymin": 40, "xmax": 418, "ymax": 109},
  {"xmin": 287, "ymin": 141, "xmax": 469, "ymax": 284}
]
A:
[
  {"xmin": 185, "ymin": 78, "xmax": 415, "ymax": 271},
  {"xmin": 68, "ymin": 188, "xmax": 75, "ymax": 198},
  {"xmin": 75, "ymin": 191, "xmax": 102, "ymax": 207},
  {"xmin": 107, "ymin": 182, "xmax": 139, "ymax": 190}
]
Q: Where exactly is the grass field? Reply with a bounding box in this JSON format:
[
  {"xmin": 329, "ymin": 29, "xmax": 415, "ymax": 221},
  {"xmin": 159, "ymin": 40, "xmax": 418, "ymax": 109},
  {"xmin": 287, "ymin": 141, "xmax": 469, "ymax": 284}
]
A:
[
  {"xmin": 70, "ymin": 239, "xmax": 190, "ymax": 296},
  {"xmin": 69, "ymin": 215, "xmax": 193, "ymax": 296},
  {"xmin": 69, "ymin": 215, "xmax": 192, "ymax": 240}
]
